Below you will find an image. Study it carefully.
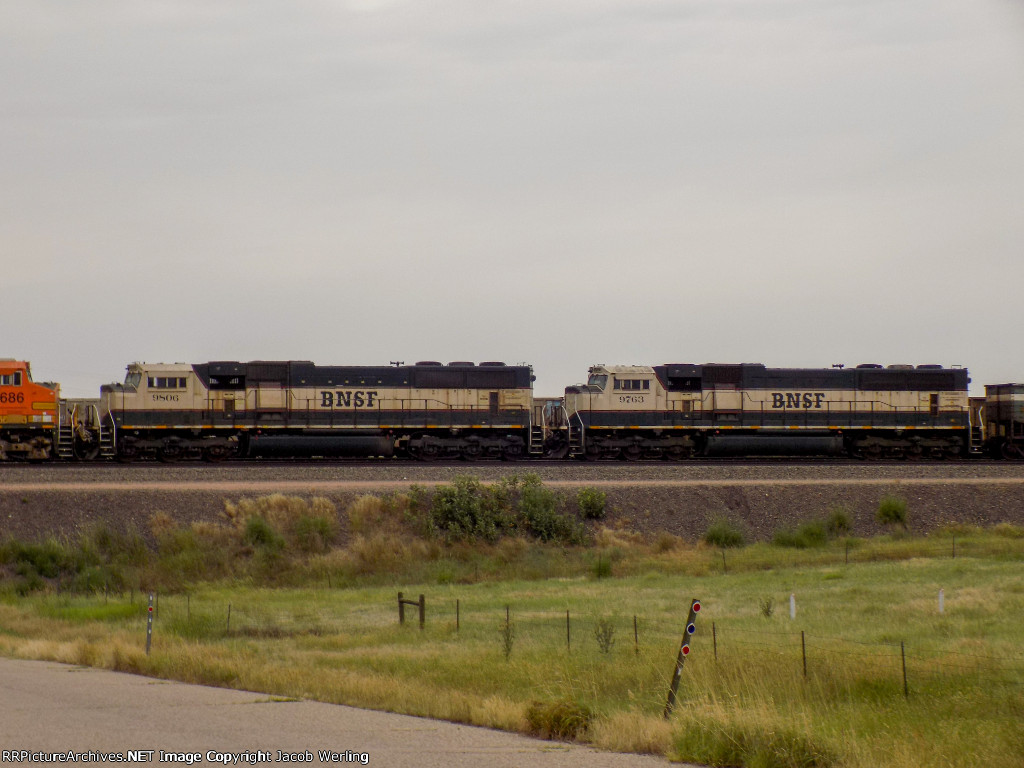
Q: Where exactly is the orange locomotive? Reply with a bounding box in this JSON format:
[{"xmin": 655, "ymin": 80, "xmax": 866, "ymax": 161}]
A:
[{"xmin": 0, "ymin": 359, "xmax": 59, "ymax": 460}]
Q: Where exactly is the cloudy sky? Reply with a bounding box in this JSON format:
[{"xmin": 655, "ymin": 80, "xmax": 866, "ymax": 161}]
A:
[{"xmin": 4, "ymin": 0, "xmax": 1024, "ymax": 397}]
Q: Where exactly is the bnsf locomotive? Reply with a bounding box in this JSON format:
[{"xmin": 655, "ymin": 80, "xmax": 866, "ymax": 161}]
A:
[
  {"xmin": 92, "ymin": 360, "xmax": 538, "ymax": 461},
  {"xmin": 564, "ymin": 363, "xmax": 971, "ymax": 460},
  {"xmin": 2, "ymin": 356, "xmax": 1023, "ymax": 461}
]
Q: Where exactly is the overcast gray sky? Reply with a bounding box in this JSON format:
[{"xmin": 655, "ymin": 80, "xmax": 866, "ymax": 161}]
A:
[{"xmin": 4, "ymin": 0, "xmax": 1024, "ymax": 397}]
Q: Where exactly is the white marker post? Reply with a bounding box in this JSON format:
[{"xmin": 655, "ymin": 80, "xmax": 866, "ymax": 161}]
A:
[
  {"xmin": 789, "ymin": 594, "xmax": 796, "ymax": 620},
  {"xmin": 146, "ymin": 594, "xmax": 154, "ymax": 655},
  {"xmin": 939, "ymin": 589, "xmax": 945, "ymax": 615}
]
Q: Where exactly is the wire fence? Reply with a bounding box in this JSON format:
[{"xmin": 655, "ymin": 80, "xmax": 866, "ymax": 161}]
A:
[{"xmin": 110, "ymin": 587, "xmax": 1024, "ymax": 702}]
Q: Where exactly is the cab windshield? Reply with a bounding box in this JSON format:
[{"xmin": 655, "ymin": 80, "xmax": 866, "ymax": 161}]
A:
[
  {"xmin": 125, "ymin": 372, "xmax": 142, "ymax": 389},
  {"xmin": 587, "ymin": 374, "xmax": 608, "ymax": 390}
]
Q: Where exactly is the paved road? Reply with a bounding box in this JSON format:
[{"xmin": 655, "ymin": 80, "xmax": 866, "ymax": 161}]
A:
[{"xmin": 0, "ymin": 658, "xmax": 678, "ymax": 767}]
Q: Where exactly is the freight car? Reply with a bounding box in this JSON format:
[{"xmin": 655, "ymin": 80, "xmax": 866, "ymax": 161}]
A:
[
  {"xmin": 563, "ymin": 362, "xmax": 972, "ymax": 460},
  {"xmin": 98, "ymin": 360, "xmax": 545, "ymax": 461}
]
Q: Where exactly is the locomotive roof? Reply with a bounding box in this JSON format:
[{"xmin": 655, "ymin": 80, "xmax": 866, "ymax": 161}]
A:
[
  {"xmin": 649, "ymin": 363, "xmax": 969, "ymax": 391},
  {"xmin": 190, "ymin": 360, "xmax": 534, "ymax": 389}
]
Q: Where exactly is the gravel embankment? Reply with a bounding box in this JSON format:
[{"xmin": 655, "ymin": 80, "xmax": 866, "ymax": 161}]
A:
[{"xmin": 2, "ymin": 462, "xmax": 1024, "ymax": 543}]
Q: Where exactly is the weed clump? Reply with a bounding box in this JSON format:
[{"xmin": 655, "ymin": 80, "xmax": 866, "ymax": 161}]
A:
[
  {"xmin": 876, "ymin": 495, "xmax": 909, "ymax": 531},
  {"xmin": 594, "ymin": 616, "xmax": 616, "ymax": 653},
  {"xmin": 671, "ymin": 712, "xmax": 837, "ymax": 768},
  {"xmin": 826, "ymin": 505, "xmax": 853, "ymax": 537},
  {"xmin": 703, "ymin": 518, "xmax": 745, "ymax": 548},
  {"xmin": 525, "ymin": 700, "xmax": 593, "ymax": 741},
  {"xmin": 773, "ymin": 521, "xmax": 828, "ymax": 549},
  {"xmin": 576, "ymin": 487, "xmax": 607, "ymax": 520}
]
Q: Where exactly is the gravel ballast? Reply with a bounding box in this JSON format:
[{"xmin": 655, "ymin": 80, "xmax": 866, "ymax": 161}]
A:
[{"xmin": 2, "ymin": 463, "xmax": 1024, "ymax": 543}]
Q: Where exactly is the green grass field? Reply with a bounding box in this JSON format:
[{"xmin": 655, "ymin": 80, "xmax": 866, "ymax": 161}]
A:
[
  {"xmin": 2, "ymin": 539, "xmax": 1022, "ymax": 767},
  {"xmin": 1, "ymin": 486, "xmax": 1023, "ymax": 767}
]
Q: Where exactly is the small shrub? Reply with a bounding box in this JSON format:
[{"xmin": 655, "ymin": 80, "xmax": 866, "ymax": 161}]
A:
[
  {"xmin": 525, "ymin": 700, "xmax": 593, "ymax": 741},
  {"xmin": 243, "ymin": 516, "xmax": 285, "ymax": 552},
  {"xmin": 826, "ymin": 506, "xmax": 853, "ymax": 537},
  {"xmin": 876, "ymin": 495, "xmax": 909, "ymax": 530},
  {"xmin": 774, "ymin": 521, "xmax": 828, "ymax": 549},
  {"xmin": 519, "ymin": 476, "xmax": 583, "ymax": 544},
  {"xmin": 500, "ymin": 614, "xmax": 515, "ymax": 660},
  {"xmin": 2, "ymin": 538, "xmax": 74, "ymax": 582},
  {"xmin": 593, "ymin": 555, "xmax": 612, "ymax": 579},
  {"xmin": 430, "ymin": 476, "xmax": 510, "ymax": 543},
  {"xmin": 759, "ymin": 596, "xmax": 775, "ymax": 618},
  {"xmin": 80, "ymin": 522, "xmax": 149, "ymax": 567},
  {"xmin": 594, "ymin": 616, "xmax": 616, "ymax": 653},
  {"xmin": 294, "ymin": 513, "xmax": 337, "ymax": 554},
  {"xmin": 576, "ymin": 487, "xmax": 607, "ymax": 520},
  {"xmin": 653, "ymin": 531, "xmax": 682, "ymax": 552},
  {"xmin": 703, "ymin": 518, "xmax": 744, "ymax": 549}
]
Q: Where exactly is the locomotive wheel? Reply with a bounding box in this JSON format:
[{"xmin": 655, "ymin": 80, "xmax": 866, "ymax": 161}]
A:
[
  {"xmin": 665, "ymin": 445, "xmax": 691, "ymax": 461},
  {"xmin": 544, "ymin": 440, "xmax": 570, "ymax": 460},
  {"xmin": 74, "ymin": 441, "xmax": 100, "ymax": 461},
  {"xmin": 501, "ymin": 443, "xmax": 523, "ymax": 461},
  {"xmin": 418, "ymin": 443, "xmax": 440, "ymax": 462},
  {"xmin": 904, "ymin": 445, "xmax": 924, "ymax": 461},
  {"xmin": 622, "ymin": 444, "xmax": 642, "ymax": 461},
  {"xmin": 862, "ymin": 443, "xmax": 883, "ymax": 461},
  {"xmin": 1001, "ymin": 442, "xmax": 1023, "ymax": 461},
  {"xmin": 461, "ymin": 442, "xmax": 482, "ymax": 461},
  {"xmin": 158, "ymin": 443, "xmax": 184, "ymax": 463},
  {"xmin": 117, "ymin": 444, "xmax": 139, "ymax": 463},
  {"xmin": 584, "ymin": 443, "xmax": 602, "ymax": 461},
  {"xmin": 202, "ymin": 445, "xmax": 232, "ymax": 462}
]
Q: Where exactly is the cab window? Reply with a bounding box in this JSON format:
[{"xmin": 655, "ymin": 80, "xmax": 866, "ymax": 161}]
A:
[
  {"xmin": 0, "ymin": 372, "xmax": 22, "ymax": 386},
  {"xmin": 614, "ymin": 378, "xmax": 650, "ymax": 391},
  {"xmin": 125, "ymin": 372, "xmax": 143, "ymax": 388},
  {"xmin": 587, "ymin": 374, "xmax": 608, "ymax": 390},
  {"xmin": 147, "ymin": 377, "xmax": 187, "ymax": 389}
]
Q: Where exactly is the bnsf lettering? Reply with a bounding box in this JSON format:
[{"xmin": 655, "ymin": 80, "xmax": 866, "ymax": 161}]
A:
[
  {"xmin": 771, "ymin": 392, "xmax": 827, "ymax": 409},
  {"xmin": 320, "ymin": 390, "xmax": 379, "ymax": 408}
]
